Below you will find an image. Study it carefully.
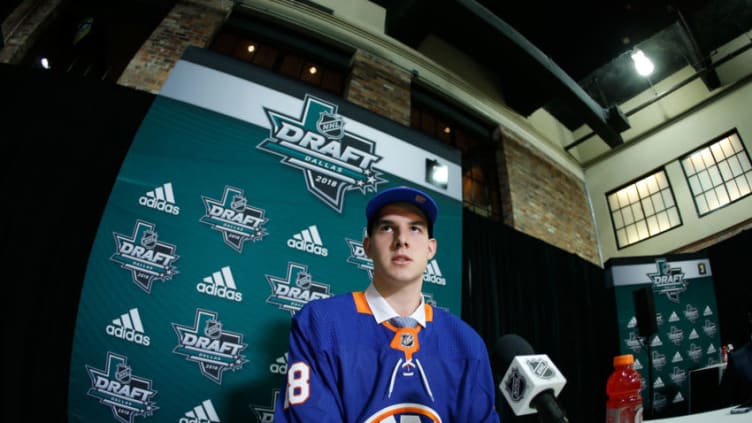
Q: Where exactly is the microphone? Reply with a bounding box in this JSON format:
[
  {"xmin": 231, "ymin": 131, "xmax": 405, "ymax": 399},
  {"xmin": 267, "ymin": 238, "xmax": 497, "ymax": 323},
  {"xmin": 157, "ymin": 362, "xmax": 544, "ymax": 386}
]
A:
[{"xmin": 493, "ymin": 334, "xmax": 570, "ymax": 423}]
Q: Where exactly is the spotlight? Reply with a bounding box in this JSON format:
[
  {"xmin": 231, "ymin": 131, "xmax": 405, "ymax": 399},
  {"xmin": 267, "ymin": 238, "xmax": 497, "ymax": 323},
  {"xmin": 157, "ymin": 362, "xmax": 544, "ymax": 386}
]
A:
[
  {"xmin": 631, "ymin": 49, "xmax": 654, "ymax": 77},
  {"xmin": 425, "ymin": 159, "xmax": 448, "ymax": 190}
]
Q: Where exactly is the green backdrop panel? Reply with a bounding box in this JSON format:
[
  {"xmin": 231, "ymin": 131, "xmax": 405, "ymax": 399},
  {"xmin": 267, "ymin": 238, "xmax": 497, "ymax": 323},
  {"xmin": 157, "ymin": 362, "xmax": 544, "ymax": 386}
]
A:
[
  {"xmin": 67, "ymin": 48, "xmax": 463, "ymax": 423},
  {"xmin": 606, "ymin": 254, "xmax": 721, "ymax": 418}
]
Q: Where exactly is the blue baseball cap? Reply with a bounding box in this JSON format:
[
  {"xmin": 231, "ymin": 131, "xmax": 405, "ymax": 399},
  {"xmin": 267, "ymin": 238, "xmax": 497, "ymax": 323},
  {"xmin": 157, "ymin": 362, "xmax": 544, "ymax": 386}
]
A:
[{"xmin": 366, "ymin": 186, "xmax": 438, "ymax": 237}]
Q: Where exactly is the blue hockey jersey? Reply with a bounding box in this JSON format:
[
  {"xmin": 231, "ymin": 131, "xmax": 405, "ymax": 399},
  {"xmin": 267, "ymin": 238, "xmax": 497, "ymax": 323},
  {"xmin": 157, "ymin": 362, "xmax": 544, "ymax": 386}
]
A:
[{"xmin": 275, "ymin": 291, "xmax": 500, "ymax": 422}]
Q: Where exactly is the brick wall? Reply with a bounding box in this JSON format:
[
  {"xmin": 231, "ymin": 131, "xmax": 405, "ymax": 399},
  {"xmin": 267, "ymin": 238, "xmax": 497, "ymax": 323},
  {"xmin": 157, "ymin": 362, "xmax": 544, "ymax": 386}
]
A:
[
  {"xmin": 0, "ymin": 0, "xmax": 62, "ymax": 64},
  {"xmin": 344, "ymin": 50, "xmax": 411, "ymax": 126},
  {"xmin": 498, "ymin": 128, "xmax": 600, "ymax": 265},
  {"xmin": 117, "ymin": 0, "xmax": 233, "ymax": 94}
]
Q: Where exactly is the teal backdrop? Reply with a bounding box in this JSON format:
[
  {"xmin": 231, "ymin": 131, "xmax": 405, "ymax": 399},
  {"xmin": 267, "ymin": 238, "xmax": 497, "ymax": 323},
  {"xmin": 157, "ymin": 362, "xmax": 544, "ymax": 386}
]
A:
[
  {"xmin": 606, "ymin": 254, "xmax": 722, "ymax": 418},
  {"xmin": 67, "ymin": 47, "xmax": 463, "ymax": 423}
]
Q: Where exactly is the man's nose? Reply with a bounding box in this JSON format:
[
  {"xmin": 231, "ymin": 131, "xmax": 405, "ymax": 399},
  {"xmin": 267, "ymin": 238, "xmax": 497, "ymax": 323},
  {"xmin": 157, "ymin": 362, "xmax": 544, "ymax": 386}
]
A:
[{"xmin": 393, "ymin": 229, "xmax": 408, "ymax": 248}]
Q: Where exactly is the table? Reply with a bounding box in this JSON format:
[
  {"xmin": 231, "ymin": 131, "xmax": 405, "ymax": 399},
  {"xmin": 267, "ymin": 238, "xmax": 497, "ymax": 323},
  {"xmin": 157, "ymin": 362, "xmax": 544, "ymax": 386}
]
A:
[{"xmin": 645, "ymin": 406, "xmax": 749, "ymax": 422}]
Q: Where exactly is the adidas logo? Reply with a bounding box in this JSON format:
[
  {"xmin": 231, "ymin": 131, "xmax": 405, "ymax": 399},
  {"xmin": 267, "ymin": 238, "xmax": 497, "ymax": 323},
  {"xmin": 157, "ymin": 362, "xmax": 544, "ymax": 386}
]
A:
[
  {"xmin": 423, "ymin": 259, "xmax": 446, "ymax": 285},
  {"xmin": 105, "ymin": 308, "xmax": 150, "ymax": 346},
  {"xmin": 269, "ymin": 353, "xmax": 288, "ymax": 374},
  {"xmin": 139, "ymin": 182, "xmax": 180, "ymax": 215},
  {"xmin": 180, "ymin": 399, "xmax": 220, "ymax": 423},
  {"xmin": 196, "ymin": 266, "xmax": 243, "ymax": 302},
  {"xmin": 287, "ymin": 225, "xmax": 328, "ymax": 256}
]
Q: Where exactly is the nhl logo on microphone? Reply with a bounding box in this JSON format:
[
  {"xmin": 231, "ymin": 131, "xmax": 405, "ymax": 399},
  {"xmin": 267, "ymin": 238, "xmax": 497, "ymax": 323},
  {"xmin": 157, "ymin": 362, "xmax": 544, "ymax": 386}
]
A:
[
  {"xmin": 500, "ymin": 354, "xmax": 567, "ymax": 416},
  {"xmin": 504, "ymin": 367, "xmax": 527, "ymax": 401}
]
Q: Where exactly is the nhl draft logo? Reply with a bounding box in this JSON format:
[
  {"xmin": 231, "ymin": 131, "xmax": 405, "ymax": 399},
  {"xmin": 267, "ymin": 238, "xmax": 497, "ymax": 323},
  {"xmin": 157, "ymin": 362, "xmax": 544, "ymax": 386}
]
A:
[
  {"xmin": 257, "ymin": 94, "xmax": 386, "ymax": 212},
  {"xmin": 85, "ymin": 352, "xmax": 158, "ymax": 423},
  {"xmin": 172, "ymin": 309, "xmax": 248, "ymax": 384},
  {"xmin": 250, "ymin": 390, "xmax": 279, "ymax": 423},
  {"xmin": 648, "ymin": 259, "xmax": 688, "ymax": 303},
  {"xmin": 346, "ymin": 237, "xmax": 374, "ymax": 278},
  {"xmin": 200, "ymin": 186, "xmax": 269, "ymax": 253},
  {"xmin": 111, "ymin": 220, "xmax": 179, "ymax": 293},
  {"xmin": 266, "ymin": 262, "xmax": 332, "ymax": 315}
]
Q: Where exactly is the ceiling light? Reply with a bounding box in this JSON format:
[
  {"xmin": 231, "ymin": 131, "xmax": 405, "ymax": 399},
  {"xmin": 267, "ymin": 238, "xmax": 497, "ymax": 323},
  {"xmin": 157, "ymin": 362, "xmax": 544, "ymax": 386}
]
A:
[
  {"xmin": 443, "ymin": 126, "xmax": 451, "ymax": 134},
  {"xmin": 631, "ymin": 49, "xmax": 654, "ymax": 77},
  {"xmin": 247, "ymin": 44, "xmax": 256, "ymax": 53},
  {"xmin": 308, "ymin": 66, "xmax": 318, "ymax": 75}
]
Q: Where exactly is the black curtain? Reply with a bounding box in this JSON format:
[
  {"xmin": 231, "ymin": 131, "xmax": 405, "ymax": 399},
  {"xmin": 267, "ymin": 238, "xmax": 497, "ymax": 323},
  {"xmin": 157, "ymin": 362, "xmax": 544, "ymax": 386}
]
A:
[
  {"xmin": 461, "ymin": 210, "xmax": 618, "ymax": 423},
  {"xmin": 1, "ymin": 63, "xmax": 154, "ymax": 422},
  {"xmin": 461, "ymin": 209, "xmax": 752, "ymax": 423}
]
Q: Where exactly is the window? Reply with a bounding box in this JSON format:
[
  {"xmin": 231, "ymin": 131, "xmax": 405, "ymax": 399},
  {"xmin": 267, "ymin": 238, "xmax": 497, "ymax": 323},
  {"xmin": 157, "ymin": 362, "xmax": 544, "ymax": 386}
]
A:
[
  {"xmin": 681, "ymin": 130, "xmax": 752, "ymax": 216},
  {"xmin": 411, "ymin": 88, "xmax": 500, "ymax": 219},
  {"xmin": 209, "ymin": 13, "xmax": 350, "ymax": 97},
  {"xmin": 607, "ymin": 169, "xmax": 682, "ymax": 248}
]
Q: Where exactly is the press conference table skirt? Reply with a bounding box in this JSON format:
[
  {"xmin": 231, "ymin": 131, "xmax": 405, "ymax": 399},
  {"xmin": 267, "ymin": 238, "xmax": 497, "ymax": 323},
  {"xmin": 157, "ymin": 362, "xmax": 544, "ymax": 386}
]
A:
[{"xmin": 645, "ymin": 406, "xmax": 749, "ymax": 422}]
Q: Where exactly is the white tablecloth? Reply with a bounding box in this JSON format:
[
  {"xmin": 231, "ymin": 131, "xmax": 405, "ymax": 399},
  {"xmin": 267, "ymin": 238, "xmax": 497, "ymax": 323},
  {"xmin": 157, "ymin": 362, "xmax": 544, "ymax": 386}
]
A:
[{"xmin": 645, "ymin": 406, "xmax": 749, "ymax": 422}]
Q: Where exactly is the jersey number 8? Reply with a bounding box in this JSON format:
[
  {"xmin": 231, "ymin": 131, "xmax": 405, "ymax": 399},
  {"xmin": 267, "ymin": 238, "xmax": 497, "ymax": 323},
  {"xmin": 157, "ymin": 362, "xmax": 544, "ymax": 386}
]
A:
[{"xmin": 285, "ymin": 361, "xmax": 311, "ymax": 406}]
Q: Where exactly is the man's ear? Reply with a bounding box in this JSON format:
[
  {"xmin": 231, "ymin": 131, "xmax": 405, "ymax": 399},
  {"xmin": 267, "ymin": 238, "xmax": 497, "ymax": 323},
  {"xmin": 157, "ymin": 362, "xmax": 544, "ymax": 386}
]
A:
[
  {"xmin": 427, "ymin": 238, "xmax": 437, "ymax": 260},
  {"xmin": 363, "ymin": 236, "xmax": 372, "ymax": 259}
]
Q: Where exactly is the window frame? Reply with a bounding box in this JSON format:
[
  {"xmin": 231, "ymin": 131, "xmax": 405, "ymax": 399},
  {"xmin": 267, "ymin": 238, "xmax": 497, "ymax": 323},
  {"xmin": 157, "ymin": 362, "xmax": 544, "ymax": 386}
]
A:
[
  {"xmin": 679, "ymin": 129, "xmax": 752, "ymax": 217},
  {"xmin": 606, "ymin": 167, "xmax": 683, "ymax": 249}
]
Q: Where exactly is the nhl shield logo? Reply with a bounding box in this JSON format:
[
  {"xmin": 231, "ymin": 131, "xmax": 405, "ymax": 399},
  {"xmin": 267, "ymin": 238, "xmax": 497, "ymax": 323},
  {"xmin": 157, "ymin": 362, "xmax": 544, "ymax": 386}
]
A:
[
  {"xmin": 231, "ymin": 194, "xmax": 247, "ymax": 211},
  {"xmin": 141, "ymin": 230, "xmax": 158, "ymax": 249},
  {"xmin": 116, "ymin": 363, "xmax": 132, "ymax": 384},
  {"xmin": 316, "ymin": 111, "xmax": 345, "ymax": 139},
  {"xmin": 204, "ymin": 319, "xmax": 223, "ymax": 339},
  {"xmin": 504, "ymin": 367, "xmax": 526, "ymax": 402},
  {"xmin": 400, "ymin": 332, "xmax": 415, "ymax": 348},
  {"xmin": 526, "ymin": 358, "xmax": 555, "ymax": 379}
]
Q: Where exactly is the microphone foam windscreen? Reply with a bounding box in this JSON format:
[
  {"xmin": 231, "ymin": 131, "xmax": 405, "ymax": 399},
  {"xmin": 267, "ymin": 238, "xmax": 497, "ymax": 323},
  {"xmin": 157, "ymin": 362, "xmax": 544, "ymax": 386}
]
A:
[{"xmin": 492, "ymin": 334, "xmax": 535, "ymax": 375}]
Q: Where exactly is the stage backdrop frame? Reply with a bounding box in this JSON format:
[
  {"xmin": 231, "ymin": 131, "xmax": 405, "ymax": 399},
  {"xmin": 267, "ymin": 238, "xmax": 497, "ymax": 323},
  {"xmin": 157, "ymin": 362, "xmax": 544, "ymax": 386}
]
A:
[
  {"xmin": 605, "ymin": 253, "xmax": 722, "ymax": 419},
  {"xmin": 67, "ymin": 47, "xmax": 464, "ymax": 423}
]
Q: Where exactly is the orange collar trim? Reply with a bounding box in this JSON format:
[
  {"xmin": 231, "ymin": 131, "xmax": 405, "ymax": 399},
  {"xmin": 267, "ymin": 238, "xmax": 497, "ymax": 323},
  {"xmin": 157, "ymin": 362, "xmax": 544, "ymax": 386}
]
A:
[{"xmin": 352, "ymin": 291, "xmax": 434, "ymax": 323}]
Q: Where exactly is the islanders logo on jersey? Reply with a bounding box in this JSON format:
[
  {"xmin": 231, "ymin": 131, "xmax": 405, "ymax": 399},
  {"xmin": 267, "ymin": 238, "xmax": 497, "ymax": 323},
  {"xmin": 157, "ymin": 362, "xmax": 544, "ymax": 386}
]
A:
[
  {"xmin": 364, "ymin": 403, "xmax": 443, "ymax": 423},
  {"xmin": 257, "ymin": 94, "xmax": 386, "ymax": 212}
]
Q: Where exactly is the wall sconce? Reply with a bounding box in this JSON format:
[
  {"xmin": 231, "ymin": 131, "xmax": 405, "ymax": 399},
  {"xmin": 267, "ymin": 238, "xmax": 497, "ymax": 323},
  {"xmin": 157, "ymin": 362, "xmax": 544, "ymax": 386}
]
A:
[{"xmin": 425, "ymin": 159, "xmax": 448, "ymax": 190}]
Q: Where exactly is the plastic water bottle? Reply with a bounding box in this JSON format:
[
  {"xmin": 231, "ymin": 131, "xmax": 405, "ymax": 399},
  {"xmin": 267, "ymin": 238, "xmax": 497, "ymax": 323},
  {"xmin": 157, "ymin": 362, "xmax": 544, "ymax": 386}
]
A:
[{"xmin": 606, "ymin": 354, "xmax": 643, "ymax": 423}]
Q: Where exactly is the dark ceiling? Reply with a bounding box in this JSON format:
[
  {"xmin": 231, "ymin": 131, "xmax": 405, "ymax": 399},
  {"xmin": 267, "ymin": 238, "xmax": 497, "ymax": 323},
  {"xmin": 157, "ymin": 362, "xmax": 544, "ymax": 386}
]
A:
[{"xmin": 371, "ymin": 0, "xmax": 751, "ymax": 148}]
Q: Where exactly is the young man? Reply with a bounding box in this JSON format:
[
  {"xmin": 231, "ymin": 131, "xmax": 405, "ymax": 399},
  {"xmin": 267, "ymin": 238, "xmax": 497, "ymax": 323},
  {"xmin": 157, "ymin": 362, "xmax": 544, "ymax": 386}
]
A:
[{"xmin": 275, "ymin": 186, "xmax": 500, "ymax": 422}]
